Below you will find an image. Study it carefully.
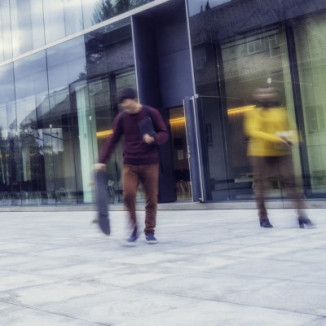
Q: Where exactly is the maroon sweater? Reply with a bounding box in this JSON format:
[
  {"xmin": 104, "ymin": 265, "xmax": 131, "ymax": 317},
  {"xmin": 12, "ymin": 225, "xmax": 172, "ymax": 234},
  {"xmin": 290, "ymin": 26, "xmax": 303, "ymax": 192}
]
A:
[{"xmin": 99, "ymin": 105, "xmax": 169, "ymax": 165}]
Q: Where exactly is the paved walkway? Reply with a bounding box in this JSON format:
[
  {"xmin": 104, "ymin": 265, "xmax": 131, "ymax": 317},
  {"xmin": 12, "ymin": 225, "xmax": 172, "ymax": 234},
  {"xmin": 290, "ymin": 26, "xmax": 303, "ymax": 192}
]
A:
[{"xmin": 0, "ymin": 208, "xmax": 325, "ymax": 325}]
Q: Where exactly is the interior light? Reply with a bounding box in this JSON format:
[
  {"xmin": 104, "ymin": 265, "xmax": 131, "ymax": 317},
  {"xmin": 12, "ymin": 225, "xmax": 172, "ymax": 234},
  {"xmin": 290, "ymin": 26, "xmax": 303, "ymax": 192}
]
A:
[
  {"xmin": 96, "ymin": 117, "xmax": 186, "ymax": 138},
  {"xmin": 227, "ymin": 105, "xmax": 255, "ymax": 116},
  {"xmin": 96, "ymin": 129, "xmax": 113, "ymax": 138}
]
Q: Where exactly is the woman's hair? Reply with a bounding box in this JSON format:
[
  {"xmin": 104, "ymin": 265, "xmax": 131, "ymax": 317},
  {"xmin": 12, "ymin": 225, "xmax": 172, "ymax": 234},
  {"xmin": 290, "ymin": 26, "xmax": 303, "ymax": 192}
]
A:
[{"xmin": 253, "ymin": 87, "xmax": 281, "ymax": 106}]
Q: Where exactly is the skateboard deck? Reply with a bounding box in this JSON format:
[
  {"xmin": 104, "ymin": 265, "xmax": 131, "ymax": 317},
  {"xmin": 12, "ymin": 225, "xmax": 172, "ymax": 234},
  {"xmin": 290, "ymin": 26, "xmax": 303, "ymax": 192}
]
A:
[{"xmin": 95, "ymin": 170, "xmax": 111, "ymax": 235}]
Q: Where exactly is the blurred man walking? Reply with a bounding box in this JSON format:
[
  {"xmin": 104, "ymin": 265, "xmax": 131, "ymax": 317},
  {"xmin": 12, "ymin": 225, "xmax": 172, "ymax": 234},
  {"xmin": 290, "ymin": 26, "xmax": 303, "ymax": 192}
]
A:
[{"xmin": 244, "ymin": 87, "xmax": 313, "ymax": 229}]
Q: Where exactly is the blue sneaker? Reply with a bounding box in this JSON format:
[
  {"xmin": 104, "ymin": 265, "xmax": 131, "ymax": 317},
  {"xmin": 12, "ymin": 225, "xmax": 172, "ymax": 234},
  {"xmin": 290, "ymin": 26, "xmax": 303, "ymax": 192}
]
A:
[
  {"xmin": 145, "ymin": 234, "xmax": 158, "ymax": 244},
  {"xmin": 126, "ymin": 227, "xmax": 139, "ymax": 243}
]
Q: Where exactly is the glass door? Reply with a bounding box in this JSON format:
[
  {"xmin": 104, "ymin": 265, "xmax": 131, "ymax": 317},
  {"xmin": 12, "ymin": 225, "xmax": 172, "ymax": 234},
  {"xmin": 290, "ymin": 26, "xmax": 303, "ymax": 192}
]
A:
[
  {"xmin": 169, "ymin": 106, "xmax": 191, "ymax": 201},
  {"xmin": 194, "ymin": 95, "xmax": 231, "ymax": 201},
  {"xmin": 220, "ymin": 26, "xmax": 302, "ymax": 200},
  {"xmin": 191, "ymin": 26, "xmax": 303, "ymax": 201}
]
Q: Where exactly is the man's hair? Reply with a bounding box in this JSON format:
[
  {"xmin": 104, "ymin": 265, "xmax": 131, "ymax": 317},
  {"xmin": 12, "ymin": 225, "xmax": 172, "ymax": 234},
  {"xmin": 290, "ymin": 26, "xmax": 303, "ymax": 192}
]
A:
[{"xmin": 117, "ymin": 87, "xmax": 138, "ymax": 104}]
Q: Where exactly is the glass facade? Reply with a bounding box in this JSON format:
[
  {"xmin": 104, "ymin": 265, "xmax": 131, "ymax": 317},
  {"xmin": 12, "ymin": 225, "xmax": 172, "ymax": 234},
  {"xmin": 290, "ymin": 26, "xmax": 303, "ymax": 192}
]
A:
[
  {"xmin": 14, "ymin": 51, "xmax": 49, "ymax": 205},
  {"xmin": 1, "ymin": 0, "xmax": 326, "ymax": 206},
  {"xmin": 187, "ymin": 0, "xmax": 326, "ymax": 202},
  {"xmin": 0, "ymin": 0, "xmax": 154, "ymax": 61},
  {"xmin": 0, "ymin": 63, "xmax": 15, "ymax": 204},
  {"xmin": 0, "ymin": 16, "xmax": 135, "ymax": 206}
]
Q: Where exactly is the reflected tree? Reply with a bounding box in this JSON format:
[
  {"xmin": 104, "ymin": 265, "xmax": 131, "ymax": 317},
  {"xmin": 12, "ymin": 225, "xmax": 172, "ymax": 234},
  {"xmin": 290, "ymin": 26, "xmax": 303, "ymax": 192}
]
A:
[
  {"xmin": 18, "ymin": 121, "xmax": 46, "ymax": 194},
  {"xmin": 114, "ymin": 0, "xmax": 130, "ymax": 14},
  {"xmin": 93, "ymin": 0, "xmax": 115, "ymax": 24},
  {"xmin": 92, "ymin": 0, "xmax": 151, "ymax": 24}
]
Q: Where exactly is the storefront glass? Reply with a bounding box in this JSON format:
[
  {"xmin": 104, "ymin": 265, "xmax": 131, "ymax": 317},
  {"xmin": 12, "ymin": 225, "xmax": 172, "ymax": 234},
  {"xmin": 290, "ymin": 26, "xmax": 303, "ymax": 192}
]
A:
[
  {"xmin": 0, "ymin": 63, "xmax": 15, "ymax": 205},
  {"xmin": 85, "ymin": 19, "xmax": 136, "ymax": 203},
  {"xmin": 0, "ymin": 17, "xmax": 135, "ymax": 206},
  {"xmin": 14, "ymin": 52, "xmax": 49, "ymax": 205},
  {"xmin": 187, "ymin": 0, "xmax": 326, "ymax": 201},
  {"xmin": 294, "ymin": 11, "xmax": 326, "ymax": 196},
  {"xmin": 46, "ymin": 37, "xmax": 87, "ymax": 204}
]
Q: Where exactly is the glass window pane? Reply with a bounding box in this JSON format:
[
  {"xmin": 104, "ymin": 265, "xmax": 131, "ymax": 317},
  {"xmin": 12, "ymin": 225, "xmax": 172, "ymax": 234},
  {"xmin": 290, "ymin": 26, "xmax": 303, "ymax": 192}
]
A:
[
  {"xmin": 47, "ymin": 37, "xmax": 87, "ymax": 203},
  {"xmin": 85, "ymin": 19, "xmax": 136, "ymax": 203},
  {"xmin": 14, "ymin": 52, "xmax": 49, "ymax": 205},
  {"xmin": 43, "ymin": 0, "xmax": 65, "ymax": 43},
  {"xmin": 43, "ymin": 0, "xmax": 83, "ymax": 43},
  {"xmin": 294, "ymin": 11, "xmax": 326, "ymax": 195},
  {"xmin": 187, "ymin": 0, "xmax": 231, "ymax": 17},
  {"xmin": 63, "ymin": 0, "xmax": 83, "ymax": 36},
  {"xmin": 82, "ymin": 0, "xmax": 114, "ymax": 28},
  {"xmin": 0, "ymin": 64, "xmax": 16, "ymax": 205},
  {"xmin": 0, "ymin": 0, "xmax": 13, "ymax": 62},
  {"xmin": 85, "ymin": 18, "xmax": 133, "ymax": 79},
  {"xmin": 187, "ymin": 1, "xmax": 304, "ymax": 201},
  {"xmin": 82, "ymin": 0, "xmax": 155, "ymax": 29},
  {"xmin": 10, "ymin": 0, "xmax": 45, "ymax": 57}
]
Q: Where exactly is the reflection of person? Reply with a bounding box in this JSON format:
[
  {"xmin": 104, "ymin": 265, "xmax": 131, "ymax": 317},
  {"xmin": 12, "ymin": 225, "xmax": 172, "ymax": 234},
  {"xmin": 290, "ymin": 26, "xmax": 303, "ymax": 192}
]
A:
[
  {"xmin": 244, "ymin": 87, "xmax": 313, "ymax": 228},
  {"xmin": 95, "ymin": 88, "xmax": 169, "ymax": 243}
]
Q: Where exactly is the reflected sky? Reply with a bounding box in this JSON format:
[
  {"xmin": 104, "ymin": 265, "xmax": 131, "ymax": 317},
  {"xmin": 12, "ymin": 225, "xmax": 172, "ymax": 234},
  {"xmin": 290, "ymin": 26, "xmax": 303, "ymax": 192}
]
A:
[
  {"xmin": 188, "ymin": 0, "xmax": 231, "ymax": 16},
  {"xmin": 1, "ymin": 0, "xmax": 151, "ymax": 62}
]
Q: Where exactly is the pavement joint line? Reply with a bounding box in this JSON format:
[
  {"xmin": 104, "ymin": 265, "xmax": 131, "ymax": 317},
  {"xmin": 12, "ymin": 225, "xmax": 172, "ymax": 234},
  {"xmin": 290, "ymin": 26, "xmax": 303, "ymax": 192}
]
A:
[
  {"xmin": 121, "ymin": 289, "xmax": 326, "ymax": 319},
  {"xmin": 0, "ymin": 299, "xmax": 112, "ymax": 326},
  {"xmin": 203, "ymin": 270, "xmax": 326, "ymax": 286},
  {"xmin": 1, "ymin": 210, "xmax": 325, "ymax": 324}
]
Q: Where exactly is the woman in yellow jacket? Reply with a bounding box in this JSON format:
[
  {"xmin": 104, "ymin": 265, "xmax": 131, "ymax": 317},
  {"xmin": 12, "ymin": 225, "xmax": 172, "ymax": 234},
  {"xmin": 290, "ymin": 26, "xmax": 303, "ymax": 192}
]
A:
[{"xmin": 244, "ymin": 87, "xmax": 313, "ymax": 228}]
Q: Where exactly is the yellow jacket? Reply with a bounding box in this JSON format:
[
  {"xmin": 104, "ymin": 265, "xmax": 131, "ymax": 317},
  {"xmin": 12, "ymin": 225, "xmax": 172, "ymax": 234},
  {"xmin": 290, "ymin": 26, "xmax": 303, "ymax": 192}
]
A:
[{"xmin": 244, "ymin": 106, "xmax": 297, "ymax": 157}]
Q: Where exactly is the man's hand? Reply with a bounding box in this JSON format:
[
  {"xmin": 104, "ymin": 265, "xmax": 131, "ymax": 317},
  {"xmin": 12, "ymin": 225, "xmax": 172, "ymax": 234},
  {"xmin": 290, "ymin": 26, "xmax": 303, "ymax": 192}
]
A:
[
  {"xmin": 143, "ymin": 134, "xmax": 155, "ymax": 144},
  {"xmin": 94, "ymin": 163, "xmax": 106, "ymax": 170}
]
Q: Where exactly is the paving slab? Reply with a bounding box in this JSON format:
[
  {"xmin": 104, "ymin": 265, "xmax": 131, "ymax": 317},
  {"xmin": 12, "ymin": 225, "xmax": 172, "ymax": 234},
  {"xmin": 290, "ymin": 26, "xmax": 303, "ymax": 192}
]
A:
[{"xmin": 0, "ymin": 208, "xmax": 325, "ymax": 325}]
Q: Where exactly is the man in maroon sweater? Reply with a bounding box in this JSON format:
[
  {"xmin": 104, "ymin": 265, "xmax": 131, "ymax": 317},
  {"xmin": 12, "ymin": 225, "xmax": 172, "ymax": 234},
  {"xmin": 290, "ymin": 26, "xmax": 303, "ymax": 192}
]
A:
[{"xmin": 95, "ymin": 88, "xmax": 169, "ymax": 244}]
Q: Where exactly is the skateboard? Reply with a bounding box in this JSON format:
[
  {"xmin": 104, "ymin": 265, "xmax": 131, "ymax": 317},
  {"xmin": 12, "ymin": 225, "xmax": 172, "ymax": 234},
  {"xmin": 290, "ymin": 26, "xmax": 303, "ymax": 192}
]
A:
[{"xmin": 95, "ymin": 170, "xmax": 111, "ymax": 235}]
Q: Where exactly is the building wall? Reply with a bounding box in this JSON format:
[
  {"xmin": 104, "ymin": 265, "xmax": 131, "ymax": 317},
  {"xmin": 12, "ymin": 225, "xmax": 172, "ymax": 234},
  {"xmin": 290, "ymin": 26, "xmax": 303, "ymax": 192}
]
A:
[{"xmin": 1, "ymin": 0, "xmax": 326, "ymax": 206}]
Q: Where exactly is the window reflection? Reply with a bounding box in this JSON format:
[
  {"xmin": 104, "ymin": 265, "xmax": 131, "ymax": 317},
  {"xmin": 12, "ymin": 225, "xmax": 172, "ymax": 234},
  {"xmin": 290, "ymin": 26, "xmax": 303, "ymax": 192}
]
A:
[
  {"xmin": 85, "ymin": 20, "xmax": 136, "ymax": 203},
  {"xmin": 187, "ymin": 0, "xmax": 231, "ymax": 16},
  {"xmin": 0, "ymin": 64, "xmax": 15, "ymax": 205},
  {"xmin": 85, "ymin": 18, "xmax": 133, "ymax": 78},
  {"xmin": 14, "ymin": 52, "xmax": 48, "ymax": 205},
  {"xmin": 82, "ymin": 0, "xmax": 154, "ymax": 28},
  {"xmin": 43, "ymin": 0, "xmax": 83, "ymax": 43},
  {"xmin": 1, "ymin": 0, "xmax": 154, "ymax": 64},
  {"xmin": 1, "ymin": 19, "xmax": 136, "ymax": 206},
  {"xmin": 64, "ymin": 0, "xmax": 84, "ymax": 35},
  {"xmin": 295, "ymin": 11, "xmax": 326, "ymax": 195},
  {"xmin": 10, "ymin": 0, "xmax": 45, "ymax": 57},
  {"xmin": 0, "ymin": 0, "xmax": 12, "ymax": 62},
  {"xmin": 188, "ymin": 1, "xmax": 300, "ymax": 201},
  {"xmin": 47, "ymin": 37, "xmax": 87, "ymax": 203}
]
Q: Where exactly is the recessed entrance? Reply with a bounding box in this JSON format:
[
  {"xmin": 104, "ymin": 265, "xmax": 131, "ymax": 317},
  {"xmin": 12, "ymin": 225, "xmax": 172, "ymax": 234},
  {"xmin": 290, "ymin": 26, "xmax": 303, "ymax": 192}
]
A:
[{"xmin": 169, "ymin": 107, "xmax": 191, "ymax": 201}]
